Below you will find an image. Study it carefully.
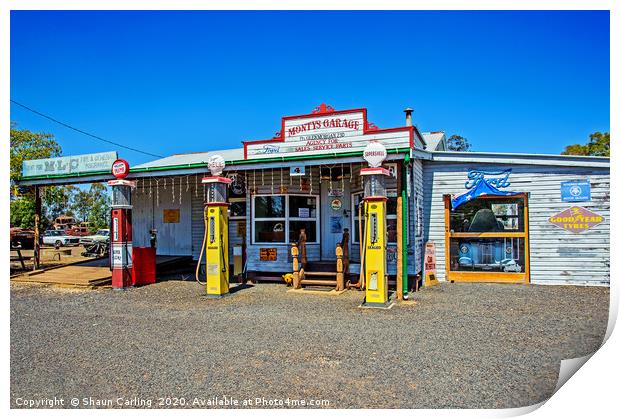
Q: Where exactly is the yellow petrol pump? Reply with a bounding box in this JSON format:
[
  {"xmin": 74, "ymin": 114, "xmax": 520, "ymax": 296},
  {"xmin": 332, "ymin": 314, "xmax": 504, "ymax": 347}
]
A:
[
  {"xmin": 360, "ymin": 166, "xmax": 391, "ymax": 308},
  {"xmin": 196, "ymin": 155, "xmax": 231, "ymax": 298},
  {"xmin": 360, "ymin": 141, "xmax": 392, "ymax": 309}
]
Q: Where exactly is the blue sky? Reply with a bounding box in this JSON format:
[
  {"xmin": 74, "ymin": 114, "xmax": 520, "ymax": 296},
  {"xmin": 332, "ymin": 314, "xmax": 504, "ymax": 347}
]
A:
[{"xmin": 10, "ymin": 10, "xmax": 609, "ymax": 166}]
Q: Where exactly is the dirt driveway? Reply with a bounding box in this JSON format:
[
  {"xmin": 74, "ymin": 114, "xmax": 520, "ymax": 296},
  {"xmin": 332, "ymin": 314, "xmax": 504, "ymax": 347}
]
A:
[{"xmin": 10, "ymin": 281, "xmax": 609, "ymax": 409}]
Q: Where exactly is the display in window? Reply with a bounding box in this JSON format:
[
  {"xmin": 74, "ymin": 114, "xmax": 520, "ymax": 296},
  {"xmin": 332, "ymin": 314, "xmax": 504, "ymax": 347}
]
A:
[
  {"xmin": 289, "ymin": 222, "xmax": 316, "ymax": 242},
  {"xmin": 255, "ymin": 220, "xmax": 285, "ymax": 243},
  {"xmin": 289, "ymin": 196, "xmax": 316, "ymax": 218},
  {"xmin": 255, "ymin": 196, "xmax": 285, "ymax": 218},
  {"xmin": 450, "ymin": 198, "xmax": 525, "ymax": 233},
  {"xmin": 230, "ymin": 201, "xmax": 246, "ymax": 218},
  {"xmin": 450, "ymin": 237, "xmax": 524, "ymax": 273}
]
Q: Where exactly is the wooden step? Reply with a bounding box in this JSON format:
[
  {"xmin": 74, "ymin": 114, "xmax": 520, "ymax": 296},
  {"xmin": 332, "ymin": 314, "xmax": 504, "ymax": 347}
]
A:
[{"xmin": 304, "ymin": 271, "xmax": 337, "ymax": 277}]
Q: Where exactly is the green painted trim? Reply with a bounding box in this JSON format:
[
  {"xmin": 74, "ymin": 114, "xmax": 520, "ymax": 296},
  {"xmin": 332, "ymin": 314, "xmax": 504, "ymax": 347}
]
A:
[
  {"xmin": 402, "ymin": 155, "xmax": 410, "ymax": 295},
  {"xmin": 19, "ymin": 148, "xmax": 410, "ymax": 183},
  {"xmin": 230, "ymin": 148, "xmax": 407, "ymax": 165},
  {"xmin": 17, "ymin": 170, "xmax": 112, "ymax": 181}
]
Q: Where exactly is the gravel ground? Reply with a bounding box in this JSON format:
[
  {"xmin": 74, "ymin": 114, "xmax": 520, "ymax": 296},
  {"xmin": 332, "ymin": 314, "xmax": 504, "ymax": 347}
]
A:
[{"xmin": 10, "ymin": 280, "xmax": 609, "ymax": 409}]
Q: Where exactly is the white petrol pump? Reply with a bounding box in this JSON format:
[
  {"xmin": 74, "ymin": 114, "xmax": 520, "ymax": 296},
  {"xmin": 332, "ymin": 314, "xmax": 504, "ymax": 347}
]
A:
[{"xmin": 196, "ymin": 155, "xmax": 231, "ymax": 298}]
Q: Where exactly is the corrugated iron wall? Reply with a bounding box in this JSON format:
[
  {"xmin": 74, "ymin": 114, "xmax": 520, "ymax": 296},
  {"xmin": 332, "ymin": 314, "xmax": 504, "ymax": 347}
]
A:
[{"xmin": 423, "ymin": 162, "xmax": 610, "ymax": 285}]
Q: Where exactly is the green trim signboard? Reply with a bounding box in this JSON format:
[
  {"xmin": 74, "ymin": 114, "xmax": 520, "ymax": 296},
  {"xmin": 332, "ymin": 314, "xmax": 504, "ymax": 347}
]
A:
[{"xmin": 22, "ymin": 151, "xmax": 118, "ymax": 178}]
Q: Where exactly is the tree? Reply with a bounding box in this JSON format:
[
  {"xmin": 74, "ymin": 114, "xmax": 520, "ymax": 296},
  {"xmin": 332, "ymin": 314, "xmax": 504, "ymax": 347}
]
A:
[
  {"xmin": 446, "ymin": 134, "xmax": 472, "ymax": 152},
  {"xmin": 43, "ymin": 185, "xmax": 77, "ymax": 221},
  {"xmin": 10, "ymin": 123, "xmax": 62, "ymax": 185},
  {"xmin": 87, "ymin": 183, "xmax": 111, "ymax": 231},
  {"xmin": 10, "ymin": 124, "xmax": 63, "ymax": 230},
  {"xmin": 561, "ymin": 132, "xmax": 610, "ymax": 157},
  {"xmin": 10, "ymin": 199, "xmax": 36, "ymax": 229},
  {"xmin": 70, "ymin": 183, "xmax": 110, "ymax": 230}
]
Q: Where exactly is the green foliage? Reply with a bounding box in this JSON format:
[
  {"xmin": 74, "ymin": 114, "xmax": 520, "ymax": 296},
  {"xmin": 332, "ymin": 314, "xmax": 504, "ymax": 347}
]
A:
[
  {"xmin": 10, "ymin": 123, "xmax": 62, "ymax": 184},
  {"xmin": 70, "ymin": 183, "xmax": 110, "ymax": 231},
  {"xmin": 446, "ymin": 135, "xmax": 472, "ymax": 152},
  {"xmin": 561, "ymin": 132, "xmax": 610, "ymax": 157},
  {"xmin": 43, "ymin": 185, "xmax": 77, "ymax": 221},
  {"xmin": 10, "ymin": 198, "xmax": 36, "ymax": 229}
]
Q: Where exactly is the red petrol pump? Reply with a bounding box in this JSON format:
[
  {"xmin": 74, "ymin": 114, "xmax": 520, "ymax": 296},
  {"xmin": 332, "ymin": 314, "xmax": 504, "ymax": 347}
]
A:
[{"xmin": 108, "ymin": 159, "xmax": 135, "ymax": 289}]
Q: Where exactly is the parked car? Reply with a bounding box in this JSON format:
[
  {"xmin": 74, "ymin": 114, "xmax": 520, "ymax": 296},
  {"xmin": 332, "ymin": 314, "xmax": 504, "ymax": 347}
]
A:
[
  {"xmin": 10, "ymin": 227, "xmax": 35, "ymax": 249},
  {"xmin": 42, "ymin": 230, "xmax": 80, "ymax": 248},
  {"xmin": 79, "ymin": 229, "xmax": 110, "ymax": 246},
  {"xmin": 67, "ymin": 226, "xmax": 90, "ymax": 236}
]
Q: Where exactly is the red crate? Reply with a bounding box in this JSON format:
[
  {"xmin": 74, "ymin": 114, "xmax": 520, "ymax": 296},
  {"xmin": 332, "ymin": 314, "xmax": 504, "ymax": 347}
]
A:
[{"xmin": 132, "ymin": 247, "xmax": 156, "ymax": 286}]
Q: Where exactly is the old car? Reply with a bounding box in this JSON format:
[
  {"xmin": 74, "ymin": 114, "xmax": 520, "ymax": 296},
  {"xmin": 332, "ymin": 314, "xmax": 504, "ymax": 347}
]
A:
[
  {"xmin": 42, "ymin": 230, "xmax": 80, "ymax": 248},
  {"xmin": 10, "ymin": 227, "xmax": 35, "ymax": 249},
  {"xmin": 79, "ymin": 229, "xmax": 110, "ymax": 246},
  {"xmin": 67, "ymin": 225, "xmax": 90, "ymax": 236}
]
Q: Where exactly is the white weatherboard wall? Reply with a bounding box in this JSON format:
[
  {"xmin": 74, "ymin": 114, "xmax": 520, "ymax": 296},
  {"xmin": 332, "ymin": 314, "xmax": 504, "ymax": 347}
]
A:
[
  {"xmin": 133, "ymin": 178, "xmax": 192, "ymax": 255},
  {"xmin": 423, "ymin": 162, "xmax": 610, "ymax": 285}
]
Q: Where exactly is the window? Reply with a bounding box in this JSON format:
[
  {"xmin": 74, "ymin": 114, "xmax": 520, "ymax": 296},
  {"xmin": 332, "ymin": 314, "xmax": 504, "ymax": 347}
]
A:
[
  {"xmin": 252, "ymin": 195, "xmax": 319, "ymax": 244},
  {"xmin": 449, "ymin": 197, "xmax": 525, "ymax": 233},
  {"xmin": 444, "ymin": 194, "xmax": 529, "ymax": 281},
  {"xmin": 229, "ymin": 198, "xmax": 247, "ymax": 219},
  {"xmin": 351, "ymin": 191, "xmax": 398, "ymax": 244},
  {"xmin": 288, "ymin": 196, "xmax": 318, "ymax": 243}
]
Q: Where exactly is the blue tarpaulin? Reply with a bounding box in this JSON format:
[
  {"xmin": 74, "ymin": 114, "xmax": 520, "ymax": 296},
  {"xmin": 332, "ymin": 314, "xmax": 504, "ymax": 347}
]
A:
[{"xmin": 451, "ymin": 178, "xmax": 520, "ymax": 209}]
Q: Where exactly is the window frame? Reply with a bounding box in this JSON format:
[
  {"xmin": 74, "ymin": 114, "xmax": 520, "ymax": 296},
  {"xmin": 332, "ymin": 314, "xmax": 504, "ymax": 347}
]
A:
[
  {"xmin": 443, "ymin": 193, "xmax": 530, "ymax": 283},
  {"xmin": 251, "ymin": 193, "xmax": 320, "ymax": 245}
]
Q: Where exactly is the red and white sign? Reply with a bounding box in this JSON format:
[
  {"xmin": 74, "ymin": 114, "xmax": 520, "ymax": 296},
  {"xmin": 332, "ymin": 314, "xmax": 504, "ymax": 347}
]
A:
[
  {"xmin": 111, "ymin": 159, "xmax": 130, "ymax": 179},
  {"xmin": 548, "ymin": 206, "xmax": 605, "ymax": 234},
  {"xmin": 363, "ymin": 141, "xmax": 388, "ymax": 167},
  {"xmin": 243, "ymin": 105, "xmax": 417, "ymax": 160}
]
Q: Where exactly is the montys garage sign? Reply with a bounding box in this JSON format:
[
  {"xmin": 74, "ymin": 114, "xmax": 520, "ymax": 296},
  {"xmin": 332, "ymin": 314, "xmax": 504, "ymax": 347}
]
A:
[{"xmin": 548, "ymin": 206, "xmax": 605, "ymax": 233}]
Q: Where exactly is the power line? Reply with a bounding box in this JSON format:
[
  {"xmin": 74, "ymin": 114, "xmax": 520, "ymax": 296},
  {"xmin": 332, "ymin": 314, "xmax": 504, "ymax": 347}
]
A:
[{"xmin": 10, "ymin": 99, "xmax": 164, "ymax": 158}]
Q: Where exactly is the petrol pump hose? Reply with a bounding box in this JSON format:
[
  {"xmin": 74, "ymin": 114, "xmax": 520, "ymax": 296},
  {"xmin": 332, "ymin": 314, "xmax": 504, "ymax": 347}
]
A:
[
  {"xmin": 195, "ymin": 206, "xmax": 208, "ymax": 285},
  {"xmin": 196, "ymin": 207, "xmax": 228, "ymax": 286},
  {"xmin": 347, "ymin": 200, "xmax": 367, "ymax": 290}
]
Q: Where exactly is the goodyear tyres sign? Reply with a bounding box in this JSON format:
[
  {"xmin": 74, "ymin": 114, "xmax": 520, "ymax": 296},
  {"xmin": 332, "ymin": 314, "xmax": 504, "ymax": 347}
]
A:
[{"xmin": 548, "ymin": 206, "xmax": 604, "ymax": 234}]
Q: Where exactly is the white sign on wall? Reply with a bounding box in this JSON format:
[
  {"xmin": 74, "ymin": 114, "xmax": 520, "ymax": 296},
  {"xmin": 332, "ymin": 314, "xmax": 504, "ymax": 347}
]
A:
[
  {"xmin": 22, "ymin": 151, "xmax": 118, "ymax": 178},
  {"xmin": 244, "ymin": 108, "xmax": 412, "ymax": 160}
]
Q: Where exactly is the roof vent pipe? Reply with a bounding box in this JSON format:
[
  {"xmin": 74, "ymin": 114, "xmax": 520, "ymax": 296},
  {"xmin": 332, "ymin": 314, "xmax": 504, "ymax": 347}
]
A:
[{"xmin": 404, "ymin": 107, "xmax": 413, "ymax": 127}]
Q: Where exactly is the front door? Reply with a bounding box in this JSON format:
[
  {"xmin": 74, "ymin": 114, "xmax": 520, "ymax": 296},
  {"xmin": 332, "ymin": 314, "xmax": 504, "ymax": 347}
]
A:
[{"xmin": 320, "ymin": 180, "xmax": 351, "ymax": 260}]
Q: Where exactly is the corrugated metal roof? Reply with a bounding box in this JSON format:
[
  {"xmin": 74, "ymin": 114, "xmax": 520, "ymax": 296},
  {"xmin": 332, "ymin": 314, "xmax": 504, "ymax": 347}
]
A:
[
  {"xmin": 133, "ymin": 147, "xmax": 244, "ymax": 169},
  {"xmin": 421, "ymin": 131, "xmax": 446, "ymax": 151}
]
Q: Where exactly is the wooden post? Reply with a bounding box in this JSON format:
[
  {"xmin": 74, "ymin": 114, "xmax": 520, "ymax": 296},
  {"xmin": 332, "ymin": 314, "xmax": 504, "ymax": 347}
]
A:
[
  {"xmin": 291, "ymin": 243, "xmax": 300, "ymax": 289},
  {"xmin": 342, "ymin": 228, "xmax": 349, "ymax": 274},
  {"xmin": 299, "ymin": 228, "xmax": 307, "ymax": 267},
  {"xmin": 336, "ymin": 244, "xmax": 344, "ymax": 291},
  {"xmin": 33, "ymin": 186, "xmax": 41, "ymax": 270},
  {"xmin": 396, "ymin": 196, "xmax": 403, "ymax": 300}
]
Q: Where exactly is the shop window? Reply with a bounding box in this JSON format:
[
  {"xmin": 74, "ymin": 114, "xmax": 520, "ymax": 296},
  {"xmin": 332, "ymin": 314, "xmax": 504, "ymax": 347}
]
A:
[
  {"xmin": 229, "ymin": 198, "xmax": 247, "ymax": 219},
  {"xmin": 444, "ymin": 194, "xmax": 529, "ymax": 282},
  {"xmin": 252, "ymin": 195, "xmax": 319, "ymax": 244},
  {"xmin": 449, "ymin": 237, "xmax": 526, "ymax": 273},
  {"xmin": 351, "ymin": 191, "xmax": 398, "ymax": 244},
  {"xmin": 450, "ymin": 197, "xmax": 525, "ymax": 233},
  {"xmin": 254, "ymin": 196, "xmax": 285, "ymax": 218}
]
